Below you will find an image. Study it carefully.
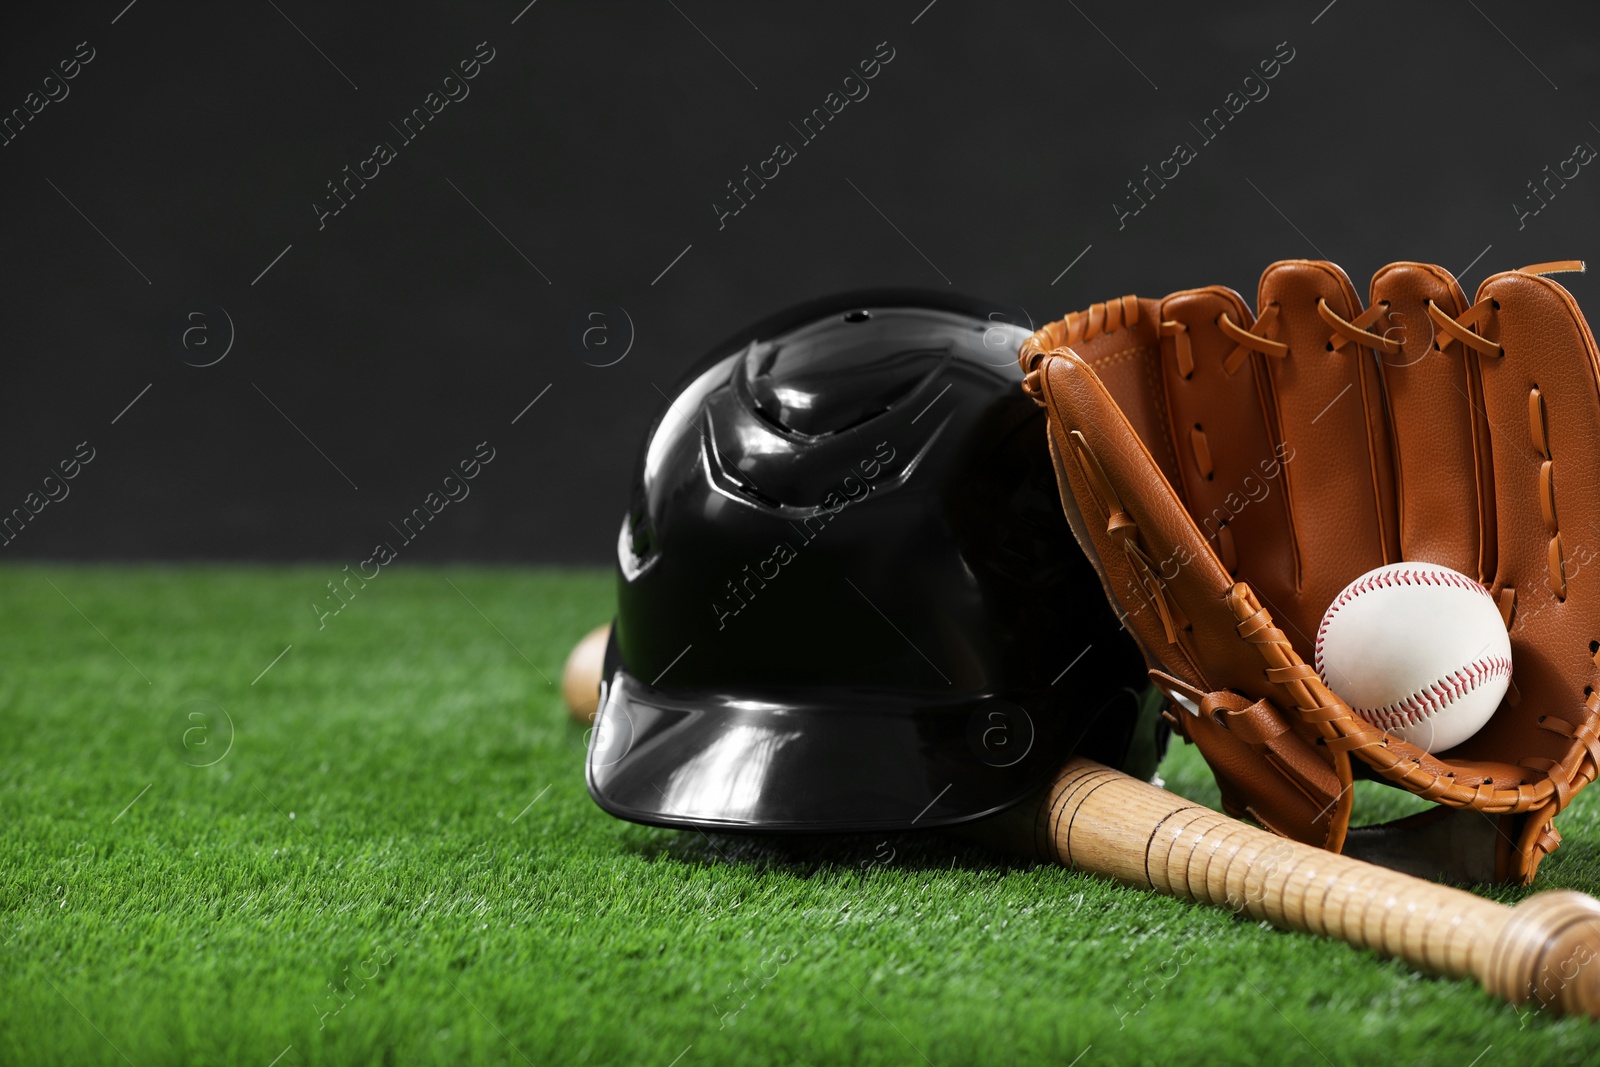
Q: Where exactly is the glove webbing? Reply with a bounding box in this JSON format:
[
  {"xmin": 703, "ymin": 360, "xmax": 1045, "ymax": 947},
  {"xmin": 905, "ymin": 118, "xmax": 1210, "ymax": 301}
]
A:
[{"xmin": 1226, "ymin": 584, "xmax": 1600, "ymax": 817}]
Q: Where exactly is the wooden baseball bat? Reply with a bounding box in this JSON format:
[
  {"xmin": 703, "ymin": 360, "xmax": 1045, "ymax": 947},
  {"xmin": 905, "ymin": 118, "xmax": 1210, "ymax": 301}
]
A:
[
  {"xmin": 562, "ymin": 628, "xmax": 1600, "ymax": 1017},
  {"xmin": 978, "ymin": 759, "xmax": 1600, "ymax": 1018}
]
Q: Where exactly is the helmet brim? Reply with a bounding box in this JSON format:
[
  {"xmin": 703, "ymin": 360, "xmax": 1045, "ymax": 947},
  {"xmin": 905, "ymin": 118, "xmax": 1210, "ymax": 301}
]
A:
[{"xmin": 585, "ymin": 666, "xmax": 1136, "ymax": 833}]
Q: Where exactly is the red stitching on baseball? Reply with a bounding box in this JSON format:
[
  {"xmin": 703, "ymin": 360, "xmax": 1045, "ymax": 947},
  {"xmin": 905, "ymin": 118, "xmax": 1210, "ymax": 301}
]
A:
[
  {"xmin": 1332, "ymin": 654, "xmax": 1512, "ymax": 731},
  {"xmin": 1314, "ymin": 567, "xmax": 1494, "ymax": 677}
]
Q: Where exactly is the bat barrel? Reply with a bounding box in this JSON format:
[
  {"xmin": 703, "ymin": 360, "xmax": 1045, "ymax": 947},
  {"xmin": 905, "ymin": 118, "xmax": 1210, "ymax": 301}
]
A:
[{"xmin": 1032, "ymin": 759, "xmax": 1600, "ymax": 1018}]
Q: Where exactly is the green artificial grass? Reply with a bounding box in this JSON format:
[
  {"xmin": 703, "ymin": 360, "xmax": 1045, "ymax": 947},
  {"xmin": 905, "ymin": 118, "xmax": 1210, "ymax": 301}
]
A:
[{"xmin": 2, "ymin": 565, "xmax": 1598, "ymax": 1066}]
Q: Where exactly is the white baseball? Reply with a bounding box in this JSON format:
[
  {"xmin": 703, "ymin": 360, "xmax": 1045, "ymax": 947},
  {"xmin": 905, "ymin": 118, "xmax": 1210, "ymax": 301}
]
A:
[{"xmin": 1314, "ymin": 562, "xmax": 1512, "ymax": 753}]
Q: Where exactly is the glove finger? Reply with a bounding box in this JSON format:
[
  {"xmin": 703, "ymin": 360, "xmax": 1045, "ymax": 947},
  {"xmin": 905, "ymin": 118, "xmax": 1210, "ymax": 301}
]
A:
[
  {"xmin": 1154, "ymin": 286, "xmax": 1297, "ymax": 612},
  {"xmin": 1025, "ymin": 289, "xmax": 1298, "ymax": 688},
  {"xmin": 1031, "ymin": 348, "xmax": 1241, "ymax": 698},
  {"xmin": 1458, "ymin": 265, "xmax": 1600, "ymax": 787},
  {"xmin": 1243, "ymin": 259, "xmax": 1399, "ymax": 655},
  {"xmin": 1368, "ymin": 261, "xmax": 1494, "ymax": 582}
]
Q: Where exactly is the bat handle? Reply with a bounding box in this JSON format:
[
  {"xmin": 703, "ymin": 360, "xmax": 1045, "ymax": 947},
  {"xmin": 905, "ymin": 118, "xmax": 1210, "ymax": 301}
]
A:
[{"xmin": 1033, "ymin": 760, "xmax": 1600, "ymax": 1018}]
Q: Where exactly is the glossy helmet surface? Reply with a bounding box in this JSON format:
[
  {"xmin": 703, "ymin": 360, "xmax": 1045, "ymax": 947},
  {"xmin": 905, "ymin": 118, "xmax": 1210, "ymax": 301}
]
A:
[{"xmin": 586, "ymin": 291, "xmax": 1155, "ymax": 831}]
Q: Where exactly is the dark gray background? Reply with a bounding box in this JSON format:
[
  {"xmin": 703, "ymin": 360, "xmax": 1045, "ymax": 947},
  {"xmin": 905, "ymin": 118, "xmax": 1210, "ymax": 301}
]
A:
[{"xmin": 4, "ymin": 0, "xmax": 1597, "ymax": 563}]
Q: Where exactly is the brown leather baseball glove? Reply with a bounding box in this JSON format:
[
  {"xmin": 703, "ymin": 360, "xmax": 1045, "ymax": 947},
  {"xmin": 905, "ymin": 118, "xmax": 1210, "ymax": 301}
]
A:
[{"xmin": 1020, "ymin": 258, "xmax": 1600, "ymax": 884}]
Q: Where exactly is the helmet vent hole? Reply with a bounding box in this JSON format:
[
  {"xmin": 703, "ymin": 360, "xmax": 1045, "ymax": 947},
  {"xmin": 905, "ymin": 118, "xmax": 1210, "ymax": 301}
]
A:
[{"xmin": 844, "ymin": 310, "xmax": 872, "ymax": 323}]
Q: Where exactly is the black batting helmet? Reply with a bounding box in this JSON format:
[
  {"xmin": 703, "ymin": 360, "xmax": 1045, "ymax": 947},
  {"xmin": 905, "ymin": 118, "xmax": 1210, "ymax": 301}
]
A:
[{"xmin": 586, "ymin": 291, "xmax": 1157, "ymax": 832}]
